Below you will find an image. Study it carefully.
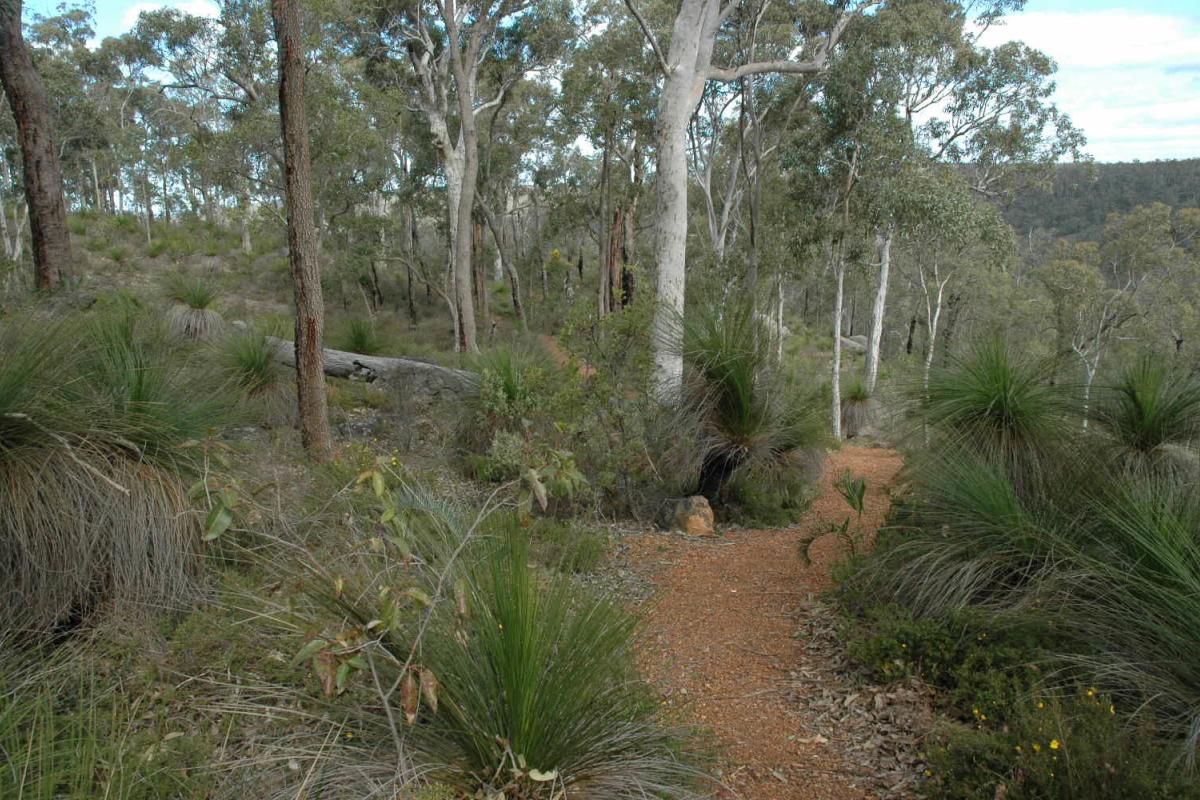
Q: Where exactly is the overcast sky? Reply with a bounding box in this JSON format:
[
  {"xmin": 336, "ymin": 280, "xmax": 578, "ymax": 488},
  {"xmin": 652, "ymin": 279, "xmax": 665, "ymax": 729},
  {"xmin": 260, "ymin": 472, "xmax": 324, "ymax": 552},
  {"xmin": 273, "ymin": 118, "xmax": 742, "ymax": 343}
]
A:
[{"xmin": 24, "ymin": 0, "xmax": 1200, "ymax": 163}]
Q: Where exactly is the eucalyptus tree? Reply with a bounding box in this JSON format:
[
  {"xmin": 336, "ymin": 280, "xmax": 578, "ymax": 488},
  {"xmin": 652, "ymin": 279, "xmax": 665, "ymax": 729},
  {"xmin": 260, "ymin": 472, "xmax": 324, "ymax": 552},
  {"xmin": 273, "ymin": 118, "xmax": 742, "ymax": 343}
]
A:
[
  {"xmin": 561, "ymin": 2, "xmax": 656, "ymax": 315},
  {"xmin": 131, "ymin": 0, "xmax": 278, "ymax": 229},
  {"xmin": 854, "ymin": 0, "xmax": 1082, "ymax": 393},
  {"xmin": 0, "ymin": 0, "xmax": 72, "ymax": 289},
  {"xmin": 342, "ymin": 0, "xmax": 574, "ymax": 352},
  {"xmin": 272, "ymin": 0, "xmax": 332, "ymax": 462},
  {"xmin": 624, "ymin": 0, "xmax": 863, "ymax": 400}
]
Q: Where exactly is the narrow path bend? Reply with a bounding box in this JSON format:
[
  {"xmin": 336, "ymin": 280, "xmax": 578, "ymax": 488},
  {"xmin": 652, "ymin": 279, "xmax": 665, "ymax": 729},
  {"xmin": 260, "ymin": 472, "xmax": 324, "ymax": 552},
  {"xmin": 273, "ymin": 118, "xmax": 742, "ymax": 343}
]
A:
[{"xmin": 627, "ymin": 446, "xmax": 905, "ymax": 800}]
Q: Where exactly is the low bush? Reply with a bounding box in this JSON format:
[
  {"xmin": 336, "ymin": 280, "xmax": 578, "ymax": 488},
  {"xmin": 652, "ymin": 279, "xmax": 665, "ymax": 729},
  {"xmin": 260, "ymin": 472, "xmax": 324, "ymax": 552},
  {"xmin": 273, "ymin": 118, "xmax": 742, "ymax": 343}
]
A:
[
  {"xmin": 925, "ymin": 691, "xmax": 1198, "ymax": 800},
  {"xmin": 1094, "ymin": 354, "xmax": 1200, "ymax": 473},
  {"xmin": 0, "ymin": 309, "xmax": 228, "ymax": 633},
  {"xmin": 336, "ymin": 316, "xmax": 382, "ymax": 355},
  {"xmin": 255, "ymin": 470, "xmax": 705, "ymax": 798},
  {"xmin": 665, "ymin": 301, "xmax": 827, "ymax": 504},
  {"xmin": 0, "ymin": 646, "xmax": 212, "ymax": 799},
  {"xmin": 164, "ymin": 273, "xmax": 223, "ymax": 341},
  {"xmin": 223, "ymin": 327, "xmax": 280, "ymax": 395}
]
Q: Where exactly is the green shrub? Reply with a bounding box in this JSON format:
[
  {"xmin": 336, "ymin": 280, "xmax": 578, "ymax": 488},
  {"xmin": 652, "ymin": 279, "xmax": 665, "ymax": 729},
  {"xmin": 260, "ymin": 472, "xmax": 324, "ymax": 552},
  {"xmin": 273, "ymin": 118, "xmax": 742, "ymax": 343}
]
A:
[
  {"xmin": 417, "ymin": 533, "xmax": 703, "ymax": 796},
  {"xmin": 925, "ymin": 691, "xmax": 1199, "ymax": 799},
  {"xmin": 67, "ymin": 217, "xmax": 87, "ymax": 236},
  {"xmin": 223, "ymin": 328, "xmax": 280, "ymax": 395},
  {"xmin": 1094, "ymin": 354, "xmax": 1200, "ymax": 471},
  {"xmin": 922, "ymin": 338, "xmax": 1072, "ymax": 488},
  {"xmin": 722, "ymin": 464, "xmax": 818, "ymax": 527},
  {"xmin": 106, "ymin": 244, "xmax": 132, "ymax": 264},
  {"xmin": 336, "ymin": 316, "xmax": 381, "ymax": 354},
  {"xmin": 0, "ymin": 310, "xmax": 227, "ymax": 632},
  {"xmin": 164, "ymin": 273, "xmax": 223, "ymax": 340},
  {"xmin": 666, "ymin": 300, "xmax": 827, "ymax": 503},
  {"xmin": 261, "ymin": 475, "xmax": 705, "ymax": 798},
  {"xmin": 844, "ymin": 376, "xmax": 870, "ymax": 402}
]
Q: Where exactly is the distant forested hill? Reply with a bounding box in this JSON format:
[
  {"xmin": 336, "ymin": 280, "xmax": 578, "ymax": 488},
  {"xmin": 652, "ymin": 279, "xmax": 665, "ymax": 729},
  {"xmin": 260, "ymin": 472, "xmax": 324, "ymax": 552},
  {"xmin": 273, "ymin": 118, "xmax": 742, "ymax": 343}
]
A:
[{"xmin": 1005, "ymin": 159, "xmax": 1200, "ymax": 241}]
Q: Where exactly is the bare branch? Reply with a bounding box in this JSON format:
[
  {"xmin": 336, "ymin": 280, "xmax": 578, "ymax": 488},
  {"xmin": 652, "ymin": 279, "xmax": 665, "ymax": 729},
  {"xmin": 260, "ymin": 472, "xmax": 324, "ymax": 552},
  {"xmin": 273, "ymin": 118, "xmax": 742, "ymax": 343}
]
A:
[{"xmin": 622, "ymin": 0, "xmax": 670, "ymax": 78}]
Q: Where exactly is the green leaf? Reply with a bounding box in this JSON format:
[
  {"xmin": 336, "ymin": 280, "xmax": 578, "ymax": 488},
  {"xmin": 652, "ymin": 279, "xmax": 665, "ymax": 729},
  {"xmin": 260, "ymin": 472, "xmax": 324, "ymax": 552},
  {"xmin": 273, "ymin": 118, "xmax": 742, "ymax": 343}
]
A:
[
  {"xmin": 292, "ymin": 638, "xmax": 329, "ymax": 666},
  {"xmin": 406, "ymin": 587, "xmax": 433, "ymax": 607},
  {"xmin": 529, "ymin": 768, "xmax": 558, "ymax": 782},
  {"xmin": 335, "ymin": 661, "xmax": 352, "ymax": 694},
  {"xmin": 203, "ymin": 504, "xmax": 234, "ymax": 541}
]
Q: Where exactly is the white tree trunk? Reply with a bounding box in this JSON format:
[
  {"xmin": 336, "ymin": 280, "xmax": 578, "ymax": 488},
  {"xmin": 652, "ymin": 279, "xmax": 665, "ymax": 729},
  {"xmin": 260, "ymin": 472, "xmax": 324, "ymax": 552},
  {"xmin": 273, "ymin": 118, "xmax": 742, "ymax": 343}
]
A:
[
  {"xmin": 1081, "ymin": 360, "xmax": 1097, "ymax": 430},
  {"xmin": 864, "ymin": 231, "xmax": 891, "ymax": 395},
  {"xmin": 649, "ymin": 0, "xmax": 718, "ymax": 402},
  {"xmin": 922, "ymin": 277, "xmax": 945, "ymax": 391},
  {"xmin": 832, "ymin": 259, "xmax": 845, "ymax": 439}
]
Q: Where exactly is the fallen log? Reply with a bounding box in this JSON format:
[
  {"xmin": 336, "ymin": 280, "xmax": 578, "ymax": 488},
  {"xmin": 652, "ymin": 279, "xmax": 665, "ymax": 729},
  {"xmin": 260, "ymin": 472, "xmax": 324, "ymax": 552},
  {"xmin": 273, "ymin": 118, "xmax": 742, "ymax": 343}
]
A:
[{"xmin": 232, "ymin": 321, "xmax": 477, "ymax": 397}]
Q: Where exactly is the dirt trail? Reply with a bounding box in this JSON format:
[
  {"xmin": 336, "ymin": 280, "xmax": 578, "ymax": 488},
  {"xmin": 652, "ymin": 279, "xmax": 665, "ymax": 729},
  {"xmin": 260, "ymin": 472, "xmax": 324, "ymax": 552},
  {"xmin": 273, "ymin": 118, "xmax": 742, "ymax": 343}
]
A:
[{"xmin": 626, "ymin": 446, "xmax": 906, "ymax": 800}]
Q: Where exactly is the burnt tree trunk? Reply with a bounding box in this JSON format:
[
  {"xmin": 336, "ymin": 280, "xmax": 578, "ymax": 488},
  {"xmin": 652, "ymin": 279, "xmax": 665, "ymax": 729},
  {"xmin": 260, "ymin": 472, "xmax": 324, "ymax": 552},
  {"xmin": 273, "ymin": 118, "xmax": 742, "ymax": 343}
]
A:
[
  {"xmin": 0, "ymin": 0, "xmax": 72, "ymax": 290},
  {"xmin": 272, "ymin": 0, "xmax": 332, "ymax": 462}
]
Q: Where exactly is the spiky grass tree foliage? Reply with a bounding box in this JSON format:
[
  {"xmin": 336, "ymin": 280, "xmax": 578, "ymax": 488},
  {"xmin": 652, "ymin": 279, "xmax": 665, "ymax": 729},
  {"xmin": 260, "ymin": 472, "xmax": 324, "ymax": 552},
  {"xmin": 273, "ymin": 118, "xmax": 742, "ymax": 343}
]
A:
[
  {"xmin": 338, "ymin": 317, "xmax": 381, "ymax": 355},
  {"xmin": 922, "ymin": 340, "xmax": 1073, "ymax": 483},
  {"xmin": 1094, "ymin": 355, "xmax": 1200, "ymax": 473},
  {"xmin": 224, "ymin": 327, "xmax": 281, "ymax": 395},
  {"xmin": 164, "ymin": 273, "xmax": 223, "ymax": 341},
  {"xmin": 0, "ymin": 311, "xmax": 225, "ymax": 633},
  {"xmin": 848, "ymin": 338, "xmax": 1200, "ymax": 764},
  {"xmin": 669, "ymin": 302, "xmax": 825, "ymax": 501},
  {"xmin": 260, "ymin": 480, "xmax": 706, "ymax": 798},
  {"xmin": 845, "ymin": 452, "xmax": 1049, "ymax": 619},
  {"xmin": 1043, "ymin": 481, "xmax": 1200, "ymax": 758}
]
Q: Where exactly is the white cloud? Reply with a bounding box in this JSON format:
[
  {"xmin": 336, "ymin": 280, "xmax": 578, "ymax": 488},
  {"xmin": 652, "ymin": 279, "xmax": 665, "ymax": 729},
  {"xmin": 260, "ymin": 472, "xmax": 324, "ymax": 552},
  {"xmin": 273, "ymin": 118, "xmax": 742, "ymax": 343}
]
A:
[{"xmin": 979, "ymin": 10, "xmax": 1200, "ymax": 162}]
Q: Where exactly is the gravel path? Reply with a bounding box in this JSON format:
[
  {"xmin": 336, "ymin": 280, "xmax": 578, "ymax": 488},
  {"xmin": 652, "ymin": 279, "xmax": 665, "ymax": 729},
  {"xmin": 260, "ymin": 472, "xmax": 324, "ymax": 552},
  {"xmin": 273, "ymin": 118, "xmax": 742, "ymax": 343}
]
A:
[{"xmin": 624, "ymin": 446, "xmax": 907, "ymax": 800}]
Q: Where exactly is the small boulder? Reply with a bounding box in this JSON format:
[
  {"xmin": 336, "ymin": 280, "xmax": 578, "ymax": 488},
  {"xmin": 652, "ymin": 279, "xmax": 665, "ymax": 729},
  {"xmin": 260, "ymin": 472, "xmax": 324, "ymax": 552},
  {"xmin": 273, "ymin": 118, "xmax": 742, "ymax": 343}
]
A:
[{"xmin": 665, "ymin": 496, "xmax": 716, "ymax": 537}]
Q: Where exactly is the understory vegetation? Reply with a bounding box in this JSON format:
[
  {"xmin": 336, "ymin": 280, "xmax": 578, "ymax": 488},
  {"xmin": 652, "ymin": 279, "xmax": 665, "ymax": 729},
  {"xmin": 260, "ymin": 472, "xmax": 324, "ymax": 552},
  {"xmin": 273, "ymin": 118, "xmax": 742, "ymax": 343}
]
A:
[
  {"xmin": 1, "ymin": 0, "xmax": 1198, "ymax": 796},
  {"xmin": 836, "ymin": 341, "xmax": 1200, "ymax": 798}
]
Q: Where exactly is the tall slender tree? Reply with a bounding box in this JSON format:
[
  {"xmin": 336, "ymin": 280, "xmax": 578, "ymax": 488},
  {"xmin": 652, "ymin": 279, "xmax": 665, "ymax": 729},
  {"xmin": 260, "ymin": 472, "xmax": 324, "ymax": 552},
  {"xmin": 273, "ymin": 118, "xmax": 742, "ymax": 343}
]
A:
[
  {"xmin": 0, "ymin": 0, "xmax": 72, "ymax": 289},
  {"xmin": 271, "ymin": 0, "xmax": 332, "ymax": 462},
  {"xmin": 624, "ymin": 0, "xmax": 856, "ymax": 401}
]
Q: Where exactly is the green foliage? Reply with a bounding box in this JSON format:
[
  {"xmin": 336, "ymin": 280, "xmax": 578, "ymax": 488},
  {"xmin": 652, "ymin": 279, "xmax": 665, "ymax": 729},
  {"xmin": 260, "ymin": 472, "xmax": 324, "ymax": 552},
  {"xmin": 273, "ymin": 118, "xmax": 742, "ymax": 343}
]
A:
[
  {"xmin": 106, "ymin": 244, "xmax": 132, "ymax": 264},
  {"xmin": 844, "ymin": 376, "xmax": 871, "ymax": 403},
  {"xmin": 0, "ymin": 309, "xmax": 227, "ymax": 632},
  {"xmin": 164, "ymin": 272, "xmax": 219, "ymax": 310},
  {"xmin": 261, "ymin": 469, "xmax": 704, "ymax": 798},
  {"xmin": 1094, "ymin": 354, "xmax": 1200, "ymax": 469},
  {"xmin": 0, "ymin": 648, "xmax": 210, "ymax": 799},
  {"xmin": 925, "ymin": 692, "xmax": 1198, "ymax": 799},
  {"xmin": 667, "ymin": 300, "xmax": 828, "ymax": 503},
  {"xmin": 223, "ymin": 327, "xmax": 280, "ymax": 395},
  {"xmin": 417, "ymin": 533, "xmax": 702, "ymax": 797},
  {"xmin": 337, "ymin": 316, "xmax": 382, "ymax": 355},
  {"xmin": 922, "ymin": 338, "xmax": 1072, "ymax": 483},
  {"xmin": 164, "ymin": 273, "xmax": 223, "ymax": 340},
  {"xmin": 722, "ymin": 466, "xmax": 818, "ymax": 527}
]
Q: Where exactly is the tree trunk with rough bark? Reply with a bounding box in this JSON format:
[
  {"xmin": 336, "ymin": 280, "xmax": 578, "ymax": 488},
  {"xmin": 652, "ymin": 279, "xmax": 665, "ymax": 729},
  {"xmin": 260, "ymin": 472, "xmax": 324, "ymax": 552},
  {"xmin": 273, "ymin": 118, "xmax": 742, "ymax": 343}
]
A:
[
  {"xmin": 0, "ymin": 0, "xmax": 72, "ymax": 289},
  {"xmin": 272, "ymin": 0, "xmax": 332, "ymax": 462}
]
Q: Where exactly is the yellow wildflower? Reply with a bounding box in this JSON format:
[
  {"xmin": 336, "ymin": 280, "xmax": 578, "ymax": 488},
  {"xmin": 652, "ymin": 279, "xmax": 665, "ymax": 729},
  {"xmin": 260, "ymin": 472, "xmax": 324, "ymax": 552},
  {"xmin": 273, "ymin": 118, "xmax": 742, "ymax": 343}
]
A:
[
  {"xmin": 1032, "ymin": 743, "xmax": 1041, "ymax": 753},
  {"xmin": 1036, "ymin": 701, "xmax": 1045, "ymax": 710},
  {"xmin": 1086, "ymin": 687, "xmax": 1096, "ymax": 698},
  {"xmin": 1049, "ymin": 739, "xmax": 1060, "ymax": 750}
]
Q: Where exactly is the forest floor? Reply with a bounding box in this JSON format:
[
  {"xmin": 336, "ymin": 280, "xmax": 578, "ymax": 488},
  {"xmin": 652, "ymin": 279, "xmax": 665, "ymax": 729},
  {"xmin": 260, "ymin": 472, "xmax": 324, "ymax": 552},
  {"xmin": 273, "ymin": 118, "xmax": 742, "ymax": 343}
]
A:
[{"xmin": 623, "ymin": 446, "xmax": 919, "ymax": 800}]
